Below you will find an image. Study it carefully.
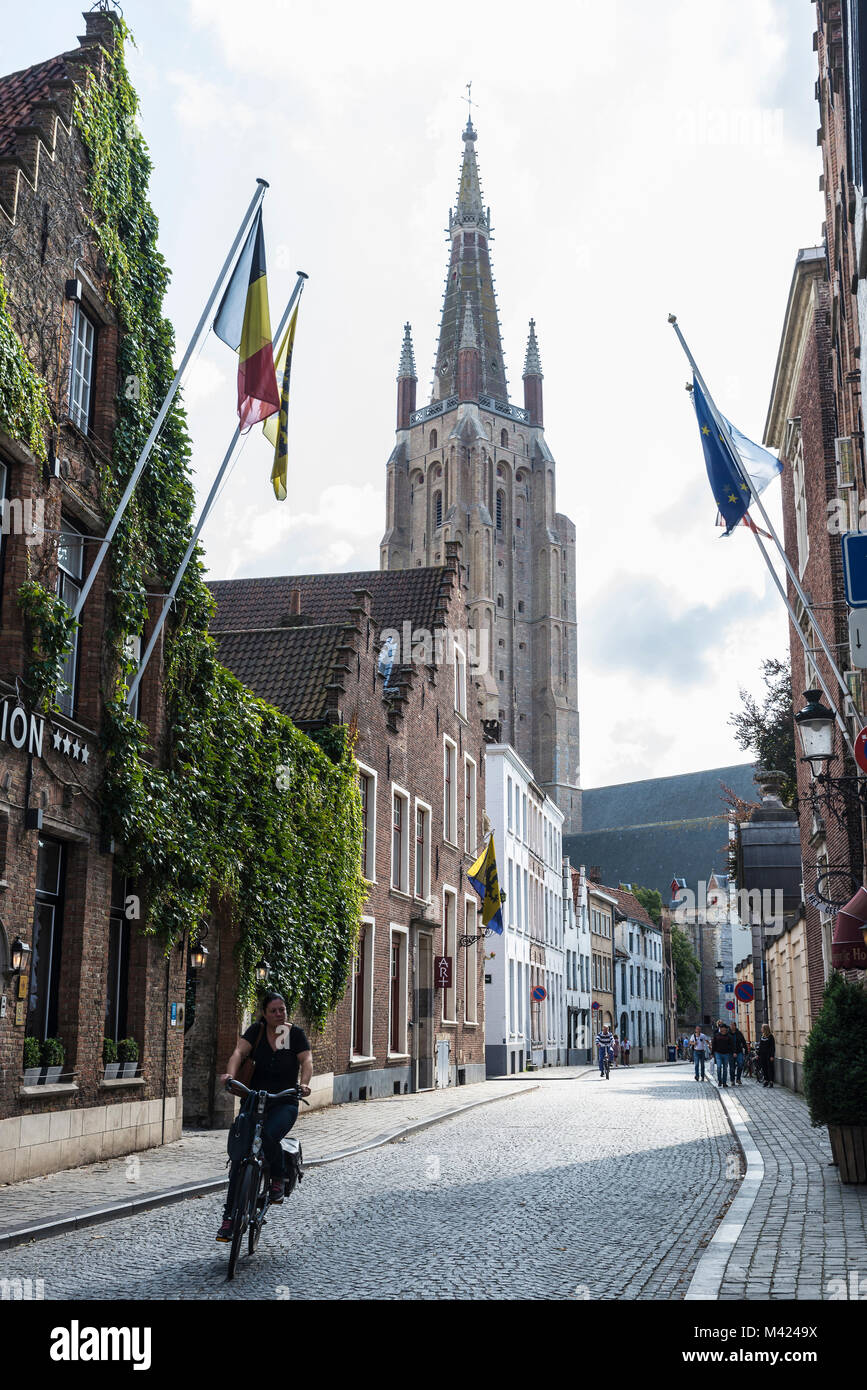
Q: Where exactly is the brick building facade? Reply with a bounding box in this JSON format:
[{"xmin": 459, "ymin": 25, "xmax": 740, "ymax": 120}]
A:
[
  {"xmin": 187, "ymin": 548, "xmax": 487, "ymax": 1126},
  {"xmin": 0, "ymin": 12, "xmax": 183, "ymax": 1184}
]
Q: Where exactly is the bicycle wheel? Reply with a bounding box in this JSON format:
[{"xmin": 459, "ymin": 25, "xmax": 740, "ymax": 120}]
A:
[
  {"xmin": 227, "ymin": 1163, "xmax": 257, "ymax": 1280},
  {"xmin": 248, "ymin": 1165, "xmax": 267, "ymax": 1256}
]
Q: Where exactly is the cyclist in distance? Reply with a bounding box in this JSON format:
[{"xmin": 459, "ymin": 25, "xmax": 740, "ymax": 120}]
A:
[
  {"xmin": 596, "ymin": 1023, "xmax": 615, "ymax": 1077},
  {"xmin": 216, "ymin": 991, "xmax": 312, "ymax": 1242}
]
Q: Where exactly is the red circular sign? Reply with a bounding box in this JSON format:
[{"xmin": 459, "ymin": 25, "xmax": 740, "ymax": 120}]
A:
[
  {"xmin": 725, "ymin": 1000, "xmax": 735, "ymax": 1011},
  {"xmin": 855, "ymin": 726, "xmax": 867, "ymax": 775},
  {"xmin": 532, "ymin": 985, "xmax": 547, "ymax": 1001},
  {"xmin": 734, "ymin": 980, "xmax": 754, "ymax": 1003},
  {"xmin": 591, "ymin": 1001, "xmax": 600, "ymax": 1010}
]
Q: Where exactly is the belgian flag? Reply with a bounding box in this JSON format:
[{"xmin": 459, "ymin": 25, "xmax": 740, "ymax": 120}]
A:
[{"xmin": 214, "ymin": 209, "xmax": 280, "ymax": 431}]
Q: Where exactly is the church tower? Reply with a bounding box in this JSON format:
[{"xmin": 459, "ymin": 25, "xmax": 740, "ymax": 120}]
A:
[{"xmin": 380, "ymin": 116, "xmax": 581, "ymax": 831}]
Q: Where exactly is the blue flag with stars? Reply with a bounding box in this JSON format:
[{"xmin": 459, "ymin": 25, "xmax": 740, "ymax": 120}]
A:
[{"xmin": 692, "ymin": 374, "xmax": 782, "ymax": 535}]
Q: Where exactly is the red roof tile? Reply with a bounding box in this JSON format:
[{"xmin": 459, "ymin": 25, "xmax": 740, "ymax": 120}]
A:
[{"xmin": 213, "ymin": 622, "xmax": 347, "ymax": 726}]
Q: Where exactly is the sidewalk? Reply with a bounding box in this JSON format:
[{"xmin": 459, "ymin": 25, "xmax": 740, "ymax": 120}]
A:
[
  {"xmin": 687, "ymin": 1076, "xmax": 867, "ymax": 1300},
  {"xmin": 0, "ymin": 1073, "xmax": 591, "ymax": 1249}
]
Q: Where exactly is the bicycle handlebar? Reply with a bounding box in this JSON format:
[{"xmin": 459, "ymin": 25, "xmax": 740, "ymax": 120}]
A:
[{"xmin": 225, "ymin": 1079, "xmax": 308, "ymax": 1104}]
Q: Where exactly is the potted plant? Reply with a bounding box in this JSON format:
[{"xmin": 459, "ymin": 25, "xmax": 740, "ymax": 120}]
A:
[
  {"xmin": 23, "ymin": 1036, "xmax": 42, "ymax": 1086},
  {"xmin": 41, "ymin": 1036, "xmax": 65, "ymax": 1085},
  {"xmin": 103, "ymin": 1036, "xmax": 120, "ymax": 1080},
  {"xmin": 803, "ymin": 972, "xmax": 867, "ymax": 1184},
  {"xmin": 118, "ymin": 1036, "xmax": 139, "ymax": 1078}
]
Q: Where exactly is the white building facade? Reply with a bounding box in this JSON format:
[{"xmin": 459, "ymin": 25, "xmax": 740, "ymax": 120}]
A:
[
  {"xmin": 484, "ymin": 744, "xmax": 564, "ymax": 1075},
  {"xmin": 565, "ymin": 861, "xmax": 593, "ymax": 1063}
]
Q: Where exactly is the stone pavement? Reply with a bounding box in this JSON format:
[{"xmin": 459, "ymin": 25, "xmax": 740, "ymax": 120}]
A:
[
  {"xmin": 0, "ymin": 1072, "xmax": 587, "ymax": 1247},
  {"xmin": 710, "ymin": 1077, "xmax": 867, "ymax": 1300}
]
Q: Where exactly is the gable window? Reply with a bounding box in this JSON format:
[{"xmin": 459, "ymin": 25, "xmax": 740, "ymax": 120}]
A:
[
  {"xmin": 69, "ymin": 303, "xmax": 96, "ymax": 433},
  {"xmin": 56, "ymin": 518, "xmax": 84, "ymax": 717},
  {"xmin": 464, "ymin": 755, "xmax": 477, "ymax": 853},
  {"xmin": 414, "ymin": 800, "xmax": 431, "ymax": 899},
  {"xmin": 443, "ymin": 738, "xmax": 457, "ymax": 844},
  {"xmin": 391, "ymin": 786, "xmax": 410, "ymax": 893},
  {"xmin": 358, "ymin": 765, "xmax": 377, "ymax": 881}
]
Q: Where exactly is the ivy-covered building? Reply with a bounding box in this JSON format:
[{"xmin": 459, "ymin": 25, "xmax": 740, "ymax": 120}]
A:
[
  {"xmin": 206, "ymin": 547, "xmax": 489, "ymax": 1113},
  {"xmin": 0, "ymin": 12, "xmax": 365, "ymax": 1181}
]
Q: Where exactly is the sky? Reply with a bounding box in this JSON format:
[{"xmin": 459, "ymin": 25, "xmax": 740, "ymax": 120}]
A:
[{"xmin": 6, "ymin": 1, "xmax": 822, "ymax": 787}]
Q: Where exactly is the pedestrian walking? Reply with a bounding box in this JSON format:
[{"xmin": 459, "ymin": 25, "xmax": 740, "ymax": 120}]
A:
[
  {"xmin": 758, "ymin": 1024, "xmax": 776, "ymax": 1088},
  {"xmin": 712, "ymin": 1023, "xmax": 735, "ymax": 1087},
  {"xmin": 613, "ymin": 1033, "xmax": 620, "ymax": 1066},
  {"xmin": 732, "ymin": 1025, "xmax": 748, "ymax": 1086},
  {"xmin": 622, "ymin": 1037, "xmax": 630, "ymax": 1067},
  {"xmin": 690, "ymin": 1025, "xmax": 710, "ymax": 1080}
]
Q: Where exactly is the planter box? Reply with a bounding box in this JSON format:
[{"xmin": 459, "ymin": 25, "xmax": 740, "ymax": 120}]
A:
[
  {"xmin": 23, "ymin": 1067, "xmax": 43, "ymax": 1086},
  {"xmin": 43, "ymin": 1066, "xmax": 62, "ymax": 1085},
  {"xmin": 103, "ymin": 1062, "xmax": 121, "ymax": 1080},
  {"xmin": 828, "ymin": 1125, "xmax": 867, "ymax": 1184},
  {"xmin": 121, "ymin": 1062, "xmax": 139, "ymax": 1078}
]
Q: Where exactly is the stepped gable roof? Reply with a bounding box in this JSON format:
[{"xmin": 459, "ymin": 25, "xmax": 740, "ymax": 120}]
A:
[
  {"xmin": 0, "ymin": 55, "xmax": 69, "ymax": 156},
  {"xmin": 208, "ymin": 565, "xmax": 451, "ymax": 639},
  {"xmin": 581, "ymin": 764, "xmax": 757, "ymax": 832},
  {"xmin": 213, "ymin": 622, "xmax": 347, "ymax": 726},
  {"xmin": 599, "ymin": 885, "xmax": 655, "ymax": 929}
]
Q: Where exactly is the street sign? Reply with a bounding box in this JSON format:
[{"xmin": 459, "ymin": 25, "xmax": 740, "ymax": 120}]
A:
[
  {"xmin": 734, "ymin": 980, "xmax": 754, "ymax": 1003},
  {"xmin": 591, "ymin": 1000, "xmax": 600, "ymax": 1010},
  {"xmin": 849, "ymin": 610, "xmax": 867, "ymax": 668},
  {"xmin": 434, "ymin": 956, "xmax": 452, "ymax": 989},
  {"xmin": 724, "ymin": 981, "xmax": 735, "ymax": 993},
  {"xmin": 856, "ymin": 726, "xmax": 867, "ymax": 775},
  {"xmin": 725, "ymin": 1000, "xmax": 735, "ymax": 1011},
  {"xmin": 842, "ymin": 532, "xmax": 867, "ymax": 607},
  {"xmin": 532, "ymin": 985, "xmax": 547, "ymax": 1001}
]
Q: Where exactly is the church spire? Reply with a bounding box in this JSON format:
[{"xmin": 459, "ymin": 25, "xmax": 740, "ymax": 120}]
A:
[
  {"xmin": 522, "ymin": 319, "xmax": 543, "ymax": 427},
  {"xmin": 431, "ymin": 120, "xmax": 508, "ymax": 404},
  {"xmin": 396, "ymin": 322, "xmax": 417, "ymax": 429}
]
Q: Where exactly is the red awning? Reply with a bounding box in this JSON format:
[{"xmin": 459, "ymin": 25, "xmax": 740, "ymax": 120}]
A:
[{"xmin": 832, "ymin": 887, "xmax": 867, "ymax": 971}]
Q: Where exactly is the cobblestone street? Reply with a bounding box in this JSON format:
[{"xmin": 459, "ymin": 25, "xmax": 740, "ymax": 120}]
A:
[{"xmin": 2, "ymin": 1067, "xmax": 741, "ymax": 1301}]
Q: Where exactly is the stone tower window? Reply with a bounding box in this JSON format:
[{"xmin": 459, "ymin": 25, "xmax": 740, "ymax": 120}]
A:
[
  {"xmin": 497, "ymin": 593, "xmax": 504, "ymax": 608},
  {"xmin": 518, "ymin": 601, "xmax": 524, "ymax": 613},
  {"xmin": 429, "ymin": 429, "xmax": 438, "ymax": 450},
  {"xmin": 434, "ymin": 492, "xmax": 443, "ymax": 529},
  {"xmin": 496, "ymin": 490, "xmax": 504, "ymax": 531},
  {"xmin": 500, "ymin": 429, "xmax": 508, "ymax": 447}
]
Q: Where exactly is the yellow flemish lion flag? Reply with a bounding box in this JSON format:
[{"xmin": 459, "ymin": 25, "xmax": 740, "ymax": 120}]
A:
[
  {"xmin": 468, "ymin": 835, "xmax": 504, "ymax": 934},
  {"xmin": 263, "ymin": 304, "xmax": 299, "ymax": 500}
]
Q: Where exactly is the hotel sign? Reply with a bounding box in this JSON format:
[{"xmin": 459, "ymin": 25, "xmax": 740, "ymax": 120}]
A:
[{"xmin": 0, "ymin": 701, "xmax": 44, "ymax": 757}]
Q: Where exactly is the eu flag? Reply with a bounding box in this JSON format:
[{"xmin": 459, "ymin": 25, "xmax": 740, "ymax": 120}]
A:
[{"xmin": 692, "ymin": 376, "xmax": 752, "ymax": 534}]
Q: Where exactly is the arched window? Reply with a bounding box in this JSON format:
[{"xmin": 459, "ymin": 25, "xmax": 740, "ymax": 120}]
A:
[
  {"xmin": 500, "ymin": 428, "xmax": 508, "ymax": 447},
  {"xmin": 434, "ymin": 491, "xmax": 442, "ymax": 529},
  {"xmin": 429, "ymin": 429, "xmax": 438, "ymax": 450},
  {"xmin": 496, "ymin": 489, "xmax": 504, "ymax": 531},
  {"xmin": 497, "ymin": 593, "xmax": 504, "ymax": 608}
]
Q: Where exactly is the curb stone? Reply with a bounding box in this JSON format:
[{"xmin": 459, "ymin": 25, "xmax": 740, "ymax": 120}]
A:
[
  {"xmin": 0, "ymin": 1082, "xmax": 540, "ymax": 1251},
  {"xmin": 684, "ymin": 1082, "xmax": 765, "ymax": 1301}
]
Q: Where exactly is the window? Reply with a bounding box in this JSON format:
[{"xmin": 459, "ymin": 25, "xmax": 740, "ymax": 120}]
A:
[
  {"xmin": 56, "ymin": 518, "xmax": 84, "ymax": 717},
  {"xmin": 497, "ymin": 593, "xmax": 504, "ymax": 608},
  {"xmin": 464, "ymin": 899, "xmax": 478, "ymax": 1023},
  {"xmin": 434, "ymin": 491, "xmax": 443, "ymax": 529},
  {"xmin": 496, "ymin": 489, "xmax": 504, "ymax": 531},
  {"xmin": 105, "ymin": 869, "xmax": 132, "ymax": 1043},
  {"xmin": 352, "ymin": 921, "xmax": 375, "ymax": 1057},
  {"xmin": 389, "ymin": 928, "xmax": 408, "ymax": 1054},
  {"xmin": 507, "ymin": 777, "xmax": 513, "ymax": 831},
  {"xmin": 69, "ymin": 304, "xmax": 96, "ymax": 432},
  {"xmin": 414, "ymin": 800, "xmax": 431, "ymax": 899},
  {"xmin": 508, "ymin": 859, "xmax": 514, "ymax": 927},
  {"xmin": 391, "ymin": 787, "xmax": 410, "ymax": 892},
  {"xmin": 454, "ymin": 644, "xmax": 467, "ymax": 717},
  {"xmin": 429, "ymin": 429, "xmax": 438, "ymax": 450},
  {"xmin": 27, "ymin": 836, "xmax": 66, "ymax": 1043},
  {"xmin": 522, "ymin": 794, "xmax": 528, "ymax": 841},
  {"xmin": 443, "ymin": 738, "xmax": 457, "ymax": 844},
  {"xmin": 500, "ymin": 429, "xmax": 508, "ymax": 446},
  {"xmin": 509, "ymin": 958, "xmax": 515, "ymax": 1034},
  {"xmin": 464, "ymin": 755, "xmax": 477, "ymax": 853},
  {"xmin": 359, "ymin": 766, "xmax": 377, "ymax": 881},
  {"xmin": 792, "ymin": 432, "xmax": 809, "ymax": 575},
  {"xmin": 443, "ymin": 888, "xmax": 457, "ymax": 1022}
]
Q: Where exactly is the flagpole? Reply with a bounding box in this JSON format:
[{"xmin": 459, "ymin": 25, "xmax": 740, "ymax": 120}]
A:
[
  {"xmin": 72, "ymin": 180, "xmax": 270, "ymax": 622},
  {"xmin": 126, "ymin": 271, "xmax": 308, "ymax": 708},
  {"xmin": 669, "ymin": 315, "xmax": 859, "ymax": 745}
]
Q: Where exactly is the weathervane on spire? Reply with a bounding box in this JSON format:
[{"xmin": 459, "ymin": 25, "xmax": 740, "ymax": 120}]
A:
[{"xmin": 463, "ymin": 81, "xmax": 478, "ymax": 124}]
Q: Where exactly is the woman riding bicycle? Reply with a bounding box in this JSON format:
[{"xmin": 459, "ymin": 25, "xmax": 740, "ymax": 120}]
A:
[{"xmin": 216, "ymin": 992, "xmax": 312, "ymax": 1242}]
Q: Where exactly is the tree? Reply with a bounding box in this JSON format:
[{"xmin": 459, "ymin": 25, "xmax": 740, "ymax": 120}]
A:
[
  {"xmin": 628, "ymin": 885, "xmax": 663, "ymax": 927},
  {"xmin": 728, "ymin": 657, "xmax": 797, "ymax": 808},
  {"xmin": 671, "ymin": 924, "xmax": 701, "ymax": 1019},
  {"xmin": 803, "ymin": 971, "xmax": 867, "ymax": 1127}
]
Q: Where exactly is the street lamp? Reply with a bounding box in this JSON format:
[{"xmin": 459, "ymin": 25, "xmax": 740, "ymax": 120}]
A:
[
  {"xmin": 255, "ymin": 959, "xmax": 269, "ymax": 985},
  {"xmin": 714, "ymin": 960, "xmax": 724, "ymax": 981},
  {"xmin": 10, "ymin": 937, "xmax": 30, "ymax": 973},
  {"xmin": 189, "ymin": 939, "xmax": 209, "ymax": 971},
  {"xmin": 794, "ymin": 690, "xmax": 835, "ymax": 776}
]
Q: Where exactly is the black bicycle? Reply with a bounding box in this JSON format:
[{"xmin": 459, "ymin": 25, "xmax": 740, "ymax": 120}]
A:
[
  {"xmin": 600, "ymin": 1046, "xmax": 612, "ymax": 1080},
  {"xmin": 223, "ymin": 1079, "xmax": 307, "ymax": 1280}
]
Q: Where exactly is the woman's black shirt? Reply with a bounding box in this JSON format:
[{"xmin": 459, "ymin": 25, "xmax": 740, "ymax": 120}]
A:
[{"xmin": 242, "ymin": 1023, "xmax": 310, "ymax": 1092}]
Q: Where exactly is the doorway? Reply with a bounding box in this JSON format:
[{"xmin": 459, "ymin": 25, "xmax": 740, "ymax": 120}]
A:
[{"xmin": 416, "ymin": 932, "xmax": 434, "ymax": 1090}]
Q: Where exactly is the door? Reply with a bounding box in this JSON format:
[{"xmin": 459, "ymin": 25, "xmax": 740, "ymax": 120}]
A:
[
  {"xmin": 416, "ymin": 932, "xmax": 434, "ymax": 1090},
  {"xmin": 436, "ymin": 1038, "xmax": 451, "ymax": 1089}
]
